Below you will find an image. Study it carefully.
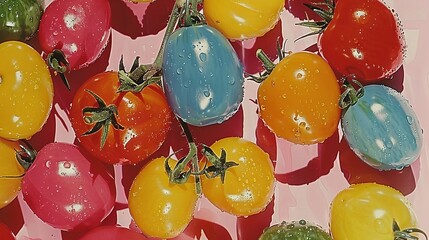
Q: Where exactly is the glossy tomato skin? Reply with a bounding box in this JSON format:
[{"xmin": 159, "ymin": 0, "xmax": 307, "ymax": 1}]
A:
[
  {"xmin": 318, "ymin": 0, "xmax": 405, "ymax": 82},
  {"xmin": 38, "ymin": 0, "xmax": 111, "ymax": 70},
  {"xmin": 341, "ymin": 85, "xmax": 422, "ymax": 170},
  {"xmin": 128, "ymin": 157, "xmax": 198, "ymax": 239},
  {"xmin": 80, "ymin": 226, "xmax": 147, "ymax": 240},
  {"xmin": 0, "ymin": 138, "xmax": 25, "ymax": 209},
  {"xmin": 0, "ymin": 41, "xmax": 53, "ymax": 140},
  {"xmin": 0, "ymin": 0, "xmax": 43, "ymax": 42},
  {"xmin": 330, "ymin": 183, "xmax": 417, "ymax": 240},
  {"xmin": 21, "ymin": 142, "xmax": 116, "ymax": 231},
  {"xmin": 203, "ymin": 0, "xmax": 284, "ymax": 40},
  {"xmin": 201, "ymin": 137, "xmax": 275, "ymax": 217},
  {"xmin": 259, "ymin": 220, "xmax": 332, "ymax": 240},
  {"xmin": 162, "ymin": 25, "xmax": 244, "ymax": 126},
  {"xmin": 0, "ymin": 223, "xmax": 15, "ymax": 240},
  {"xmin": 70, "ymin": 71, "xmax": 172, "ymax": 165},
  {"xmin": 257, "ymin": 51, "xmax": 341, "ymax": 145}
]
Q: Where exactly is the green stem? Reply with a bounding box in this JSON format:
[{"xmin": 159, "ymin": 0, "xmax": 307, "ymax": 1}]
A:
[{"xmin": 256, "ymin": 49, "xmax": 276, "ymax": 73}]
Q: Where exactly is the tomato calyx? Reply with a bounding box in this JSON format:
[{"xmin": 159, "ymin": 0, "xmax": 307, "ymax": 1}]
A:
[
  {"xmin": 0, "ymin": 140, "xmax": 36, "ymax": 179},
  {"xmin": 338, "ymin": 76, "xmax": 365, "ymax": 110},
  {"xmin": 393, "ymin": 219, "xmax": 428, "ymax": 240},
  {"xmin": 82, "ymin": 89, "xmax": 124, "ymax": 149},
  {"xmin": 295, "ymin": 0, "xmax": 335, "ymax": 41},
  {"xmin": 181, "ymin": 0, "xmax": 205, "ymax": 27},
  {"xmin": 200, "ymin": 145, "xmax": 238, "ymax": 184},
  {"xmin": 46, "ymin": 49, "xmax": 71, "ymax": 90},
  {"xmin": 118, "ymin": 56, "xmax": 161, "ymax": 93}
]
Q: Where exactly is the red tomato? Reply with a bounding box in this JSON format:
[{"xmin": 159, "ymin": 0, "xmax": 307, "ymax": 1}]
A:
[
  {"xmin": 80, "ymin": 226, "xmax": 147, "ymax": 240},
  {"xmin": 21, "ymin": 142, "xmax": 116, "ymax": 231},
  {"xmin": 70, "ymin": 71, "xmax": 173, "ymax": 165},
  {"xmin": 0, "ymin": 223, "xmax": 15, "ymax": 240},
  {"xmin": 317, "ymin": 0, "xmax": 405, "ymax": 82},
  {"xmin": 38, "ymin": 0, "xmax": 111, "ymax": 71}
]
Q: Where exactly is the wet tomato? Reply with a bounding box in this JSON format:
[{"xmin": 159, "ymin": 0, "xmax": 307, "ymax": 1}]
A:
[
  {"xmin": 80, "ymin": 225, "xmax": 147, "ymax": 240},
  {"xmin": 257, "ymin": 51, "xmax": 340, "ymax": 144},
  {"xmin": 0, "ymin": 41, "xmax": 53, "ymax": 140},
  {"xmin": 128, "ymin": 157, "xmax": 198, "ymax": 239},
  {"xmin": 21, "ymin": 142, "xmax": 115, "ymax": 231},
  {"xmin": 70, "ymin": 71, "xmax": 172, "ymax": 165},
  {"xmin": 259, "ymin": 220, "xmax": 332, "ymax": 240},
  {"xmin": 201, "ymin": 137, "xmax": 275, "ymax": 217}
]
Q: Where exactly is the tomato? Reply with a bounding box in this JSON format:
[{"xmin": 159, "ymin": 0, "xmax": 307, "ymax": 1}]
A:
[
  {"xmin": 257, "ymin": 51, "xmax": 340, "ymax": 145},
  {"xmin": 0, "ymin": 139, "xmax": 25, "ymax": 209},
  {"xmin": 330, "ymin": 183, "xmax": 418, "ymax": 240},
  {"xmin": 80, "ymin": 226, "xmax": 147, "ymax": 240},
  {"xmin": 21, "ymin": 142, "xmax": 116, "ymax": 231},
  {"xmin": 128, "ymin": 157, "xmax": 198, "ymax": 239},
  {"xmin": 0, "ymin": 41, "xmax": 54, "ymax": 140},
  {"xmin": 201, "ymin": 137, "xmax": 275, "ymax": 217},
  {"xmin": 315, "ymin": 0, "xmax": 405, "ymax": 82},
  {"xmin": 162, "ymin": 24, "xmax": 244, "ymax": 126},
  {"xmin": 38, "ymin": 0, "xmax": 111, "ymax": 73},
  {"xmin": 341, "ymin": 84, "xmax": 422, "ymax": 170},
  {"xmin": 70, "ymin": 71, "xmax": 172, "ymax": 165},
  {"xmin": 259, "ymin": 220, "xmax": 332, "ymax": 240},
  {"xmin": 0, "ymin": 223, "xmax": 15, "ymax": 240},
  {"xmin": 0, "ymin": 0, "xmax": 43, "ymax": 42},
  {"xmin": 203, "ymin": 0, "xmax": 284, "ymax": 40}
]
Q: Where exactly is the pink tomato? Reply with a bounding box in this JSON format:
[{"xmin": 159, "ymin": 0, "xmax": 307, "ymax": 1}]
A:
[{"xmin": 80, "ymin": 225, "xmax": 147, "ymax": 240}]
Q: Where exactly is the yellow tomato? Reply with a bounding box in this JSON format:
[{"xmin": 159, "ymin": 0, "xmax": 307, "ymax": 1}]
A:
[
  {"xmin": 203, "ymin": 0, "xmax": 285, "ymax": 40},
  {"xmin": 331, "ymin": 183, "xmax": 418, "ymax": 240},
  {"xmin": 201, "ymin": 137, "xmax": 275, "ymax": 217},
  {"xmin": 128, "ymin": 157, "xmax": 198, "ymax": 239},
  {"xmin": 0, "ymin": 138, "xmax": 25, "ymax": 209},
  {"xmin": 0, "ymin": 41, "xmax": 53, "ymax": 140}
]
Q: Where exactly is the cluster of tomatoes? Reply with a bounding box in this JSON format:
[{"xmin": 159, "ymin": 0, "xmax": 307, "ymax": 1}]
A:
[{"xmin": 0, "ymin": 0, "xmax": 427, "ymax": 239}]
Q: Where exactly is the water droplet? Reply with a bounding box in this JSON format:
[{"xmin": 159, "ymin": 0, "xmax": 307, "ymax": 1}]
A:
[
  {"xmin": 198, "ymin": 66, "xmax": 203, "ymax": 73},
  {"xmin": 45, "ymin": 161, "xmax": 51, "ymax": 168},
  {"xmin": 406, "ymin": 115, "xmax": 413, "ymax": 124},
  {"xmin": 282, "ymin": 93, "xmax": 287, "ymax": 99},
  {"xmin": 203, "ymin": 90, "xmax": 210, "ymax": 97},
  {"xmin": 199, "ymin": 53, "xmax": 207, "ymax": 62},
  {"xmin": 63, "ymin": 161, "xmax": 71, "ymax": 169},
  {"xmin": 176, "ymin": 67, "xmax": 183, "ymax": 75}
]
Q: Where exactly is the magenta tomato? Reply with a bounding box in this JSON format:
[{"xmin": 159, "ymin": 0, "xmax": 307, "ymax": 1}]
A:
[
  {"xmin": 21, "ymin": 142, "xmax": 115, "ymax": 231},
  {"xmin": 80, "ymin": 226, "xmax": 147, "ymax": 240},
  {"xmin": 38, "ymin": 0, "xmax": 111, "ymax": 75}
]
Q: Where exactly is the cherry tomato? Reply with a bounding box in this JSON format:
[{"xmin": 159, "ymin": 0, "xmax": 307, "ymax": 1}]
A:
[
  {"xmin": 316, "ymin": 0, "xmax": 405, "ymax": 82},
  {"xmin": 162, "ymin": 24, "xmax": 244, "ymax": 126},
  {"xmin": 38, "ymin": 0, "xmax": 111, "ymax": 71},
  {"xmin": 257, "ymin": 51, "xmax": 340, "ymax": 144},
  {"xmin": 0, "ymin": 139, "xmax": 25, "ymax": 209},
  {"xmin": 0, "ymin": 0, "xmax": 43, "ymax": 42},
  {"xmin": 259, "ymin": 220, "xmax": 332, "ymax": 240},
  {"xmin": 80, "ymin": 225, "xmax": 147, "ymax": 240},
  {"xmin": 201, "ymin": 137, "xmax": 275, "ymax": 217},
  {"xmin": 70, "ymin": 71, "xmax": 172, "ymax": 165},
  {"xmin": 330, "ymin": 183, "xmax": 418, "ymax": 240},
  {"xmin": 203, "ymin": 0, "xmax": 284, "ymax": 40},
  {"xmin": 128, "ymin": 157, "xmax": 198, "ymax": 239},
  {"xmin": 0, "ymin": 41, "xmax": 53, "ymax": 140},
  {"xmin": 341, "ymin": 84, "xmax": 423, "ymax": 170},
  {"xmin": 0, "ymin": 223, "xmax": 15, "ymax": 240},
  {"xmin": 21, "ymin": 142, "xmax": 116, "ymax": 231}
]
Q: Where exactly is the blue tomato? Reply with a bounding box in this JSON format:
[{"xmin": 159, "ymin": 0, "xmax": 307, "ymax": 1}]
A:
[
  {"xmin": 162, "ymin": 24, "xmax": 244, "ymax": 126},
  {"xmin": 341, "ymin": 85, "xmax": 423, "ymax": 170}
]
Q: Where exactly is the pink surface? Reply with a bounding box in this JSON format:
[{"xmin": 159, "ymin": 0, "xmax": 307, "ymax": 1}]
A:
[{"xmin": 3, "ymin": 0, "xmax": 429, "ymax": 239}]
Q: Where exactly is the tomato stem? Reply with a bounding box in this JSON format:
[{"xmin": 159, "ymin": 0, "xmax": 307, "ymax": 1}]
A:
[
  {"xmin": 15, "ymin": 140, "xmax": 37, "ymax": 171},
  {"xmin": 46, "ymin": 49, "xmax": 71, "ymax": 90},
  {"xmin": 338, "ymin": 77, "xmax": 364, "ymax": 109}
]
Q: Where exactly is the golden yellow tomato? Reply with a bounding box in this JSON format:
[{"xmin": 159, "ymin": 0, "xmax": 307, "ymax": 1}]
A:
[
  {"xmin": 0, "ymin": 138, "xmax": 25, "ymax": 209},
  {"xmin": 0, "ymin": 41, "xmax": 53, "ymax": 140},
  {"xmin": 203, "ymin": 0, "xmax": 285, "ymax": 40}
]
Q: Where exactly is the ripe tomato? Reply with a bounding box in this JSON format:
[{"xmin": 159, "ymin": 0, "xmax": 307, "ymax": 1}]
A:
[
  {"xmin": 316, "ymin": 0, "xmax": 405, "ymax": 82},
  {"xmin": 259, "ymin": 220, "xmax": 332, "ymax": 240},
  {"xmin": 203, "ymin": 0, "xmax": 284, "ymax": 40},
  {"xmin": 128, "ymin": 157, "xmax": 198, "ymax": 239},
  {"xmin": 0, "ymin": 0, "xmax": 43, "ymax": 42},
  {"xmin": 0, "ymin": 223, "xmax": 15, "ymax": 240},
  {"xmin": 341, "ymin": 84, "xmax": 423, "ymax": 170},
  {"xmin": 330, "ymin": 183, "xmax": 418, "ymax": 240},
  {"xmin": 80, "ymin": 226, "xmax": 147, "ymax": 240},
  {"xmin": 201, "ymin": 137, "xmax": 275, "ymax": 217},
  {"xmin": 257, "ymin": 51, "xmax": 340, "ymax": 145},
  {"xmin": 70, "ymin": 71, "xmax": 172, "ymax": 165},
  {"xmin": 162, "ymin": 24, "xmax": 244, "ymax": 126},
  {"xmin": 0, "ymin": 41, "xmax": 54, "ymax": 140},
  {"xmin": 38, "ymin": 0, "xmax": 111, "ymax": 72},
  {"xmin": 21, "ymin": 142, "xmax": 116, "ymax": 231},
  {"xmin": 0, "ymin": 138, "xmax": 25, "ymax": 209}
]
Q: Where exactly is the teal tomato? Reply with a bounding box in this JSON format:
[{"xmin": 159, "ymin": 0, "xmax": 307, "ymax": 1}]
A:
[
  {"xmin": 162, "ymin": 24, "xmax": 244, "ymax": 126},
  {"xmin": 0, "ymin": 0, "xmax": 43, "ymax": 42},
  {"xmin": 341, "ymin": 84, "xmax": 422, "ymax": 170}
]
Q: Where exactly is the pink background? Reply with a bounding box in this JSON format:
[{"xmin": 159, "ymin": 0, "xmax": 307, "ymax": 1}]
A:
[{"xmin": 3, "ymin": 0, "xmax": 428, "ymax": 239}]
